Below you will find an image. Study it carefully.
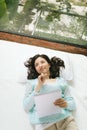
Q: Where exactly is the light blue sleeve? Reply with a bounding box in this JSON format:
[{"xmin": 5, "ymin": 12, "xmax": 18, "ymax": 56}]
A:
[
  {"xmin": 60, "ymin": 78, "xmax": 76, "ymax": 110},
  {"xmin": 23, "ymin": 80, "xmax": 36, "ymax": 113},
  {"xmin": 64, "ymin": 86, "xmax": 76, "ymax": 110}
]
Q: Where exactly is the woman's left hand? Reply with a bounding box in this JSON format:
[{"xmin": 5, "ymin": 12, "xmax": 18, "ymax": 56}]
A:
[{"xmin": 54, "ymin": 98, "xmax": 68, "ymax": 108}]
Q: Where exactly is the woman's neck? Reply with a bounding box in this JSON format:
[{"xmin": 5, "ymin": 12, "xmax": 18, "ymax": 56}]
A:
[{"xmin": 43, "ymin": 72, "xmax": 50, "ymax": 79}]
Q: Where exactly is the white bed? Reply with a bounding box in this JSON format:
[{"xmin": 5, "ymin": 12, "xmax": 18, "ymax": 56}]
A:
[{"xmin": 0, "ymin": 40, "xmax": 87, "ymax": 130}]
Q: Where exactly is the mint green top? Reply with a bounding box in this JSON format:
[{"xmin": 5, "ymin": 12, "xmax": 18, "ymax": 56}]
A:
[{"xmin": 23, "ymin": 77, "xmax": 76, "ymax": 124}]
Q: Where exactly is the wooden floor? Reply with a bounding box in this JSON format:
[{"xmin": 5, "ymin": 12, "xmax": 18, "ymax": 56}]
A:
[{"xmin": 0, "ymin": 31, "xmax": 87, "ymax": 56}]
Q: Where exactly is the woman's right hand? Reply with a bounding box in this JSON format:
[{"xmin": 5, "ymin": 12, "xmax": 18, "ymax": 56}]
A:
[
  {"xmin": 38, "ymin": 73, "xmax": 46, "ymax": 84},
  {"xmin": 35, "ymin": 73, "xmax": 46, "ymax": 92}
]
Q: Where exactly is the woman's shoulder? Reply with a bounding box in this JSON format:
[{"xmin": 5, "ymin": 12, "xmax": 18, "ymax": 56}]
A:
[
  {"xmin": 56, "ymin": 77, "xmax": 68, "ymax": 92},
  {"xmin": 26, "ymin": 78, "xmax": 38, "ymax": 90},
  {"xmin": 56, "ymin": 77, "xmax": 67, "ymax": 85},
  {"xmin": 27, "ymin": 78, "xmax": 38, "ymax": 85},
  {"xmin": 56, "ymin": 76, "xmax": 65, "ymax": 81}
]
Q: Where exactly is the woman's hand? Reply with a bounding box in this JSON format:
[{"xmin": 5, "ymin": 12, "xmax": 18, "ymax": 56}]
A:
[
  {"xmin": 38, "ymin": 73, "xmax": 46, "ymax": 84},
  {"xmin": 35, "ymin": 73, "xmax": 46, "ymax": 92},
  {"xmin": 54, "ymin": 98, "xmax": 68, "ymax": 108}
]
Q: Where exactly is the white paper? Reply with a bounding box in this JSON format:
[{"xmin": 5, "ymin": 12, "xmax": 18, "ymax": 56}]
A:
[{"xmin": 34, "ymin": 90, "xmax": 62, "ymax": 118}]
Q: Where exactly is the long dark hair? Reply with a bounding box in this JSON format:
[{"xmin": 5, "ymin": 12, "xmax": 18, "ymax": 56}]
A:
[{"xmin": 24, "ymin": 54, "xmax": 65, "ymax": 79}]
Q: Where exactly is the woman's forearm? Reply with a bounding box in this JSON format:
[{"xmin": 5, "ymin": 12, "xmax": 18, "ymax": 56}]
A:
[
  {"xmin": 23, "ymin": 91, "xmax": 35, "ymax": 113},
  {"xmin": 66, "ymin": 97, "xmax": 76, "ymax": 110},
  {"xmin": 35, "ymin": 83, "xmax": 42, "ymax": 92}
]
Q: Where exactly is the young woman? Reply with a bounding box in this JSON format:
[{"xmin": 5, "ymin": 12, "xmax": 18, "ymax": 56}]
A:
[{"xmin": 23, "ymin": 54, "xmax": 78, "ymax": 130}]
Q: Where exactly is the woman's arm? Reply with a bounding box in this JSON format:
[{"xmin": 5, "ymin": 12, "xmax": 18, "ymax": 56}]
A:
[
  {"xmin": 23, "ymin": 74, "xmax": 45, "ymax": 113},
  {"xmin": 54, "ymin": 78, "xmax": 76, "ymax": 110},
  {"xmin": 23, "ymin": 81, "xmax": 35, "ymax": 113},
  {"xmin": 64, "ymin": 86, "xmax": 76, "ymax": 110}
]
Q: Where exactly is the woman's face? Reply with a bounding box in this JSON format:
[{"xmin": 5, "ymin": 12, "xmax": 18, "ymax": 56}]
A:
[{"xmin": 34, "ymin": 57, "xmax": 50, "ymax": 74}]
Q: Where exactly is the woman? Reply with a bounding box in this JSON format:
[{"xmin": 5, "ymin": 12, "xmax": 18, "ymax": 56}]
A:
[{"xmin": 23, "ymin": 54, "xmax": 78, "ymax": 130}]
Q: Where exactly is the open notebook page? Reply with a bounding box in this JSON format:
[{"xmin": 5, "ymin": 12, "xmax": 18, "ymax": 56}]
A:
[{"xmin": 34, "ymin": 90, "xmax": 62, "ymax": 118}]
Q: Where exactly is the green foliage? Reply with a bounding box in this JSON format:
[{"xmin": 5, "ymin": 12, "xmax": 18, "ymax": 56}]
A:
[
  {"xmin": 0, "ymin": 0, "xmax": 7, "ymax": 18},
  {"xmin": 46, "ymin": 11, "xmax": 60, "ymax": 22},
  {"xmin": 5, "ymin": 0, "xmax": 19, "ymax": 20},
  {"xmin": 0, "ymin": 0, "xmax": 9, "ymax": 28},
  {"xmin": 23, "ymin": 0, "xmax": 40, "ymax": 13}
]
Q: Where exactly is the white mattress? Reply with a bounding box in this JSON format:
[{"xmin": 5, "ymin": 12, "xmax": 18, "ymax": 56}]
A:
[{"xmin": 0, "ymin": 40, "xmax": 87, "ymax": 130}]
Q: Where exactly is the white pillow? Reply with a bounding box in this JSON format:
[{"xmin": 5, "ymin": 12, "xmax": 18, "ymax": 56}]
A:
[{"xmin": 0, "ymin": 40, "xmax": 73, "ymax": 83}]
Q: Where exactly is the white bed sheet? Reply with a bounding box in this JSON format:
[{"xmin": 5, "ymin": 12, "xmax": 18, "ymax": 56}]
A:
[{"xmin": 0, "ymin": 40, "xmax": 87, "ymax": 130}]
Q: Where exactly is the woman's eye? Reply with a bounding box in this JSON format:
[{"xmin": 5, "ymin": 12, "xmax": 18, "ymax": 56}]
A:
[
  {"xmin": 41, "ymin": 61, "xmax": 45, "ymax": 64},
  {"xmin": 35, "ymin": 63, "xmax": 38, "ymax": 67}
]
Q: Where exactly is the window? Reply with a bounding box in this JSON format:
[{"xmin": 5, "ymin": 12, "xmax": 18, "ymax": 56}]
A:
[{"xmin": 0, "ymin": 0, "xmax": 87, "ymax": 48}]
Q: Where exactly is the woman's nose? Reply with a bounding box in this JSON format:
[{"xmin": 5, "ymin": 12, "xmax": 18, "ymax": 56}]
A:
[
  {"xmin": 39, "ymin": 64, "xmax": 42, "ymax": 67},
  {"xmin": 39, "ymin": 64, "xmax": 43, "ymax": 68}
]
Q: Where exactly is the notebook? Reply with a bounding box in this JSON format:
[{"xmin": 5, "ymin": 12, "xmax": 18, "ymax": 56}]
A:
[{"xmin": 34, "ymin": 90, "xmax": 62, "ymax": 118}]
